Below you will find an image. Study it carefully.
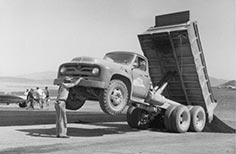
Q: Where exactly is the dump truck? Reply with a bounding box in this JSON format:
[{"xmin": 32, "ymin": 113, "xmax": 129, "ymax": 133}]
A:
[
  {"xmin": 127, "ymin": 11, "xmax": 217, "ymax": 133},
  {"xmin": 54, "ymin": 11, "xmax": 217, "ymax": 133}
]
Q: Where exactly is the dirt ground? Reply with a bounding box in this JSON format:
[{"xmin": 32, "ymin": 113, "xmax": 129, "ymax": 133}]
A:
[{"xmin": 0, "ymin": 89, "xmax": 235, "ymax": 154}]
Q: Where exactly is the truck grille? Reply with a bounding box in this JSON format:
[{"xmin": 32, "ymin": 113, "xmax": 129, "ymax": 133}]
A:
[{"xmin": 60, "ymin": 63, "xmax": 94, "ymax": 77}]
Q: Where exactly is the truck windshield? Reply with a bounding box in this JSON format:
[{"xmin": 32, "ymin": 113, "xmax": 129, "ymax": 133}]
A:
[{"xmin": 104, "ymin": 53, "xmax": 134, "ymax": 65}]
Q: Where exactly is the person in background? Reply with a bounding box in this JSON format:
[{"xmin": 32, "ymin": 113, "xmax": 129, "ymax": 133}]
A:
[
  {"xmin": 36, "ymin": 87, "xmax": 45, "ymax": 109},
  {"xmin": 44, "ymin": 86, "xmax": 50, "ymax": 107},
  {"xmin": 24, "ymin": 89, "xmax": 29, "ymax": 97},
  {"xmin": 55, "ymin": 77, "xmax": 83, "ymax": 138},
  {"xmin": 26, "ymin": 89, "xmax": 35, "ymax": 110}
]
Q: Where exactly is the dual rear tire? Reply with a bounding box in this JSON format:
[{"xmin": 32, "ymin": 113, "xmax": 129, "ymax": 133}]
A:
[
  {"xmin": 127, "ymin": 105, "xmax": 206, "ymax": 133},
  {"xmin": 164, "ymin": 105, "xmax": 206, "ymax": 133},
  {"xmin": 189, "ymin": 106, "xmax": 206, "ymax": 132}
]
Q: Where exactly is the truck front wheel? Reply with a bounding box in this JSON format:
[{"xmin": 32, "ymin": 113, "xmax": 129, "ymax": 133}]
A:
[
  {"xmin": 65, "ymin": 88, "xmax": 86, "ymax": 110},
  {"xmin": 99, "ymin": 79, "xmax": 128, "ymax": 116}
]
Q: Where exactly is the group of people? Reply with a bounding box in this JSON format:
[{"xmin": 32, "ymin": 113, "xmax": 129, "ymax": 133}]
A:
[{"xmin": 24, "ymin": 86, "xmax": 50, "ymax": 110}]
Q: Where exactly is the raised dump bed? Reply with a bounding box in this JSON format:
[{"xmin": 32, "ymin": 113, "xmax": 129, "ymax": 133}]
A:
[{"xmin": 138, "ymin": 11, "xmax": 217, "ymax": 122}]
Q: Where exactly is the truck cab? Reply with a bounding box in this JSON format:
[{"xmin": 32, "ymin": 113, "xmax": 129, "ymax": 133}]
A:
[{"xmin": 54, "ymin": 51, "xmax": 152, "ymax": 115}]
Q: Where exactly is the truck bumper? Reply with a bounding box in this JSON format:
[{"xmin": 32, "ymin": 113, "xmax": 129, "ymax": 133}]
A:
[{"xmin": 53, "ymin": 78, "xmax": 106, "ymax": 89}]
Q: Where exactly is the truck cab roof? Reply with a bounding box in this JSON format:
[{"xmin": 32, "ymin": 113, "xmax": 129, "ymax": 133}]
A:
[{"xmin": 105, "ymin": 51, "xmax": 147, "ymax": 60}]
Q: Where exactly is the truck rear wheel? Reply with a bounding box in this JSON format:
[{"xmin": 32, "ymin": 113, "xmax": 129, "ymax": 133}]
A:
[
  {"xmin": 127, "ymin": 106, "xmax": 150, "ymax": 129},
  {"xmin": 189, "ymin": 106, "xmax": 206, "ymax": 132},
  {"xmin": 99, "ymin": 79, "xmax": 128, "ymax": 116},
  {"xmin": 164, "ymin": 105, "xmax": 177, "ymax": 131},
  {"xmin": 171, "ymin": 105, "xmax": 191, "ymax": 133}
]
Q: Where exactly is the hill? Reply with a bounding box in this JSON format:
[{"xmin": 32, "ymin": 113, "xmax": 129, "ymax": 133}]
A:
[
  {"xmin": 218, "ymin": 80, "xmax": 236, "ymax": 89},
  {"xmin": 0, "ymin": 77, "xmax": 53, "ymax": 85},
  {"xmin": 209, "ymin": 77, "xmax": 228, "ymax": 87},
  {"xmin": 0, "ymin": 74, "xmax": 56, "ymax": 93},
  {"xmin": 16, "ymin": 71, "xmax": 57, "ymax": 80}
]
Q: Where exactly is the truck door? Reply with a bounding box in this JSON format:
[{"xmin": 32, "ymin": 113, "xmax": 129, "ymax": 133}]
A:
[{"xmin": 131, "ymin": 56, "xmax": 151, "ymax": 99}]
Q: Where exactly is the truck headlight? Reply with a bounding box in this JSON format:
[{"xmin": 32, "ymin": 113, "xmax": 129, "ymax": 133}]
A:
[
  {"xmin": 60, "ymin": 66, "xmax": 66, "ymax": 74},
  {"xmin": 92, "ymin": 67, "xmax": 99, "ymax": 75}
]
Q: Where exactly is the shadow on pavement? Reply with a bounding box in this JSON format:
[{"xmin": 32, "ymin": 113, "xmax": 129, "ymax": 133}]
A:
[
  {"xmin": 17, "ymin": 122, "xmax": 140, "ymax": 138},
  {"xmin": 0, "ymin": 109, "xmax": 126, "ymax": 126}
]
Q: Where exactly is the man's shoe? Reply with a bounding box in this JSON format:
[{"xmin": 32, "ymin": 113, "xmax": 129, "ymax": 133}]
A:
[{"xmin": 57, "ymin": 135, "xmax": 70, "ymax": 138}]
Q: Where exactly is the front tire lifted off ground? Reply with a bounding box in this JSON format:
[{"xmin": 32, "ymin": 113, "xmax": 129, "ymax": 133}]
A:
[
  {"xmin": 99, "ymin": 79, "xmax": 128, "ymax": 116},
  {"xmin": 66, "ymin": 88, "xmax": 86, "ymax": 110}
]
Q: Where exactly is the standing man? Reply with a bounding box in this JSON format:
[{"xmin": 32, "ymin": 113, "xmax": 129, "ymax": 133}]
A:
[
  {"xmin": 44, "ymin": 86, "xmax": 50, "ymax": 107},
  {"xmin": 55, "ymin": 76, "xmax": 83, "ymax": 138},
  {"xmin": 36, "ymin": 87, "xmax": 45, "ymax": 109},
  {"xmin": 26, "ymin": 89, "xmax": 35, "ymax": 110}
]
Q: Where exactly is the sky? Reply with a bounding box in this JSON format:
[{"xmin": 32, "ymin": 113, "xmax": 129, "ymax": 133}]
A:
[{"xmin": 0, "ymin": 0, "xmax": 235, "ymax": 80}]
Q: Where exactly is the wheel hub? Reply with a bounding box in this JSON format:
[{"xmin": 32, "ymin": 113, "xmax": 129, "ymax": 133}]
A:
[
  {"xmin": 195, "ymin": 113, "xmax": 204, "ymax": 127},
  {"xmin": 179, "ymin": 112, "xmax": 189, "ymax": 127},
  {"xmin": 110, "ymin": 88, "xmax": 123, "ymax": 106}
]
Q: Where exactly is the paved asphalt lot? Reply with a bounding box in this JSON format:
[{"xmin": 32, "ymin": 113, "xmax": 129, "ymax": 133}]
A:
[{"xmin": 0, "ymin": 101, "xmax": 235, "ymax": 154}]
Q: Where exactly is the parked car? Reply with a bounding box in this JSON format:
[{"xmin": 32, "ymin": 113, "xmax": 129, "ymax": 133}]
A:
[{"xmin": 0, "ymin": 94, "xmax": 27, "ymax": 108}]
